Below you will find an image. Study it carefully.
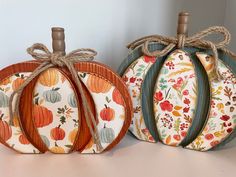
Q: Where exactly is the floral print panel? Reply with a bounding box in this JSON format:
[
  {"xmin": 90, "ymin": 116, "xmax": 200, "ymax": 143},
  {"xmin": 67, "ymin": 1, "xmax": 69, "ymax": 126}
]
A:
[
  {"xmin": 79, "ymin": 73, "xmax": 126, "ymax": 153},
  {"xmin": 33, "ymin": 68, "xmax": 80, "ymax": 153},
  {"xmin": 122, "ymin": 56, "xmax": 156, "ymax": 142},
  {"xmin": 153, "ymin": 50, "xmax": 198, "ymax": 146},
  {"xmin": 186, "ymin": 53, "xmax": 236, "ymax": 151},
  {"xmin": 0, "ymin": 72, "xmax": 40, "ymax": 153}
]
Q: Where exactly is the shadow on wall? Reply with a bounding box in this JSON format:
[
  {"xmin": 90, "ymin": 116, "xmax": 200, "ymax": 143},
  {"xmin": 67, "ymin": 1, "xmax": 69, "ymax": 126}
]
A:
[{"xmin": 103, "ymin": 0, "xmax": 185, "ymax": 70}]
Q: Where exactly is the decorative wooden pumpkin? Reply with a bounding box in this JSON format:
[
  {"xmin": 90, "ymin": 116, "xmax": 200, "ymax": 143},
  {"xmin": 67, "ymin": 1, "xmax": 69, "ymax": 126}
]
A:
[
  {"xmin": 0, "ymin": 27, "xmax": 132, "ymax": 154},
  {"xmin": 118, "ymin": 12, "xmax": 236, "ymax": 151}
]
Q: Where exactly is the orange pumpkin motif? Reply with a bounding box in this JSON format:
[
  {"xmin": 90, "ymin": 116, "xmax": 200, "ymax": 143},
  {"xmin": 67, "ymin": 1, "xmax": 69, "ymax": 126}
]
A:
[
  {"xmin": 38, "ymin": 68, "xmax": 59, "ymax": 87},
  {"xmin": 50, "ymin": 126, "xmax": 66, "ymax": 141},
  {"xmin": 13, "ymin": 116, "xmax": 20, "ymax": 127},
  {"xmin": 86, "ymin": 75, "xmax": 112, "ymax": 93},
  {"xmin": 100, "ymin": 105, "xmax": 115, "ymax": 121},
  {"xmin": 12, "ymin": 77, "xmax": 25, "ymax": 91},
  {"xmin": 19, "ymin": 134, "xmax": 30, "ymax": 145},
  {"xmin": 68, "ymin": 128, "xmax": 78, "ymax": 144},
  {"xmin": 33, "ymin": 105, "xmax": 53, "ymax": 128},
  {"xmin": 0, "ymin": 116, "xmax": 12, "ymax": 141},
  {"xmin": 112, "ymin": 88, "xmax": 124, "ymax": 106},
  {"xmin": 50, "ymin": 143, "xmax": 65, "ymax": 153},
  {"xmin": 0, "ymin": 77, "xmax": 11, "ymax": 86}
]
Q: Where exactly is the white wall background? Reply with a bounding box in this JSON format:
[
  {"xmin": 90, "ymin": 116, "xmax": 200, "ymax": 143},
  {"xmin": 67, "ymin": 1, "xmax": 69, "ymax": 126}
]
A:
[{"xmin": 0, "ymin": 0, "xmax": 233, "ymax": 70}]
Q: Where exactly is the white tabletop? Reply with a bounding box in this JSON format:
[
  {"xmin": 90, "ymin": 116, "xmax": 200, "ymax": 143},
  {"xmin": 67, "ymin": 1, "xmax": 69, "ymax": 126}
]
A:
[{"xmin": 0, "ymin": 134, "xmax": 236, "ymax": 177}]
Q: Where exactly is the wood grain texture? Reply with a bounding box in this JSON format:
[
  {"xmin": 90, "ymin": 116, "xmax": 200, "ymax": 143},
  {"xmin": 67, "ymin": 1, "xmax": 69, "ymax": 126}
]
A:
[
  {"xmin": 74, "ymin": 61, "xmax": 133, "ymax": 152},
  {"xmin": 0, "ymin": 61, "xmax": 42, "ymax": 153}
]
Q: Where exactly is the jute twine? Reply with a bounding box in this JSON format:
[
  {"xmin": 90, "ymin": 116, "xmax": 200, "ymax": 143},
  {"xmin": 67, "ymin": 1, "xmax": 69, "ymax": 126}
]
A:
[
  {"xmin": 127, "ymin": 26, "xmax": 236, "ymax": 81},
  {"xmin": 8, "ymin": 43, "xmax": 103, "ymax": 152}
]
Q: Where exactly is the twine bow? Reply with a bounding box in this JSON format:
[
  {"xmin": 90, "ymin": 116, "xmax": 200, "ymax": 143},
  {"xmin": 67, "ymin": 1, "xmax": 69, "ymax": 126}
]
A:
[
  {"xmin": 9, "ymin": 43, "xmax": 103, "ymax": 152},
  {"xmin": 127, "ymin": 26, "xmax": 236, "ymax": 80}
]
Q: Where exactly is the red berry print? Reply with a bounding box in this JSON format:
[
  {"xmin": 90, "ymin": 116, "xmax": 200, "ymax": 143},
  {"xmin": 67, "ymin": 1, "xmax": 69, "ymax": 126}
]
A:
[
  {"xmin": 181, "ymin": 131, "xmax": 187, "ymax": 137},
  {"xmin": 220, "ymin": 115, "xmax": 230, "ymax": 121},
  {"xmin": 173, "ymin": 134, "xmax": 181, "ymax": 141},
  {"xmin": 144, "ymin": 56, "xmax": 155, "ymax": 63},
  {"xmin": 154, "ymin": 91, "xmax": 163, "ymax": 102},
  {"xmin": 160, "ymin": 100, "xmax": 173, "ymax": 112},
  {"xmin": 205, "ymin": 133, "xmax": 214, "ymax": 140},
  {"xmin": 227, "ymin": 128, "xmax": 233, "ymax": 133},
  {"xmin": 183, "ymin": 90, "xmax": 189, "ymax": 95},
  {"xmin": 184, "ymin": 98, "xmax": 190, "ymax": 105},
  {"xmin": 183, "ymin": 107, "xmax": 190, "ymax": 113},
  {"xmin": 166, "ymin": 61, "xmax": 175, "ymax": 69},
  {"xmin": 210, "ymin": 140, "xmax": 219, "ymax": 147},
  {"xmin": 129, "ymin": 77, "xmax": 136, "ymax": 83}
]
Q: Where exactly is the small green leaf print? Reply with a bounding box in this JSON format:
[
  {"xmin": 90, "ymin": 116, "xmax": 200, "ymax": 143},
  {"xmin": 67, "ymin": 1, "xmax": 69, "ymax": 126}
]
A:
[
  {"xmin": 174, "ymin": 118, "xmax": 181, "ymax": 133},
  {"xmin": 105, "ymin": 96, "xmax": 111, "ymax": 103},
  {"xmin": 60, "ymin": 116, "xmax": 66, "ymax": 124},
  {"xmin": 139, "ymin": 64, "xmax": 145, "ymax": 68},
  {"xmin": 160, "ymin": 84, "xmax": 167, "ymax": 90},
  {"xmin": 159, "ymin": 78, "xmax": 167, "ymax": 84},
  {"xmin": 137, "ymin": 68, "xmax": 143, "ymax": 72},
  {"xmin": 136, "ymin": 73, "xmax": 142, "ymax": 77},
  {"xmin": 15, "ymin": 73, "xmax": 20, "ymax": 77}
]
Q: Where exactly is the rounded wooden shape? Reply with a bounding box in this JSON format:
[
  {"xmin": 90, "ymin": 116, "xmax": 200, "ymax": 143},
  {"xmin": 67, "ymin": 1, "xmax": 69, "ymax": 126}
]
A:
[
  {"xmin": 74, "ymin": 61, "xmax": 132, "ymax": 153},
  {"xmin": 0, "ymin": 61, "xmax": 42, "ymax": 153}
]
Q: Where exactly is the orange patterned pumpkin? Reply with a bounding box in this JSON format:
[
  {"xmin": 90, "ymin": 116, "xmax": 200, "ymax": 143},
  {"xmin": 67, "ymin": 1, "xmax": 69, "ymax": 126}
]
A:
[
  {"xmin": 38, "ymin": 68, "xmax": 59, "ymax": 87},
  {"xmin": 50, "ymin": 143, "xmax": 65, "ymax": 153},
  {"xmin": 86, "ymin": 75, "xmax": 112, "ymax": 93},
  {"xmin": 68, "ymin": 128, "xmax": 78, "ymax": 144},
  {"xmin": 0, "ymin": 77, "xmax": 11, "ymax": 85},
  {"xmin": 33, "ymin": 105, "xmax": 53, "ymax": 128},
  {"xmin": 100, "ymin": 105, "xmax": 115, "ymax": 121},
  {"xmin": 19, "ymin": 134, "xmax": 30, "ymax": 145},
  {"xmin": 12, "ymin": 77, "xmax": 25, "ymax": 91},
  {"xmin": 112, "ymin": 88, "xmax": 124, "ymax": 106},
  {"xmin": 50, "ymin": 126, "xmax": 66, "ymax": 141},
  {"xmin": 0, "ymin": 117, "xmax": 12, "ymax": 141}
]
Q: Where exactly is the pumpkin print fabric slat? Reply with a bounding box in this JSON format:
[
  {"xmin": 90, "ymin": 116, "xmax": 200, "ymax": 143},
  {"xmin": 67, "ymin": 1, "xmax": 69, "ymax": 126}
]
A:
[
  {"xmin": 0, "ymin": 72, "xmax": 40, "ymax": 153},
  {"xmin": 185, "ymin": 53, "xmax": 236, "ymax": 151},
  {"xmin": 32, "ymin": 68, "xmax": 80, "ymax": 153},
  {"xmin": 122, "ymin": 56, "xmax": 156, "ymax": 142},
  {"xmin": 78, "ymin": 73, "xmax": 126, "ymax": 153},
  {"xmin": 153, "ymin": 50, "xmax": 198, "ymax": 146}
]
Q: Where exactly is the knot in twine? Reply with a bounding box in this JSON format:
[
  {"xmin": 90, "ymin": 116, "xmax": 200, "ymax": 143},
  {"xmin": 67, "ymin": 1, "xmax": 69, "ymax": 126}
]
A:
[
  {"xmin": 9, "ymin": 43, "xmax": 103, "ymax": 152},
  {"xmin": 127, "ymin": 26, "xmax": 236, "ymax": 81}
]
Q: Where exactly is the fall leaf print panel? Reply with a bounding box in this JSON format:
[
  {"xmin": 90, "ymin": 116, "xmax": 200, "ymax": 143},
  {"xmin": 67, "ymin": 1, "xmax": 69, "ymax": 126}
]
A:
[
  {"xmin": 78, "ymin": 73, "xmax": 126, "ymax": 153},
  {"xmin": 33, "ymin": 68, "xmax": 79, "ymax": 153},
  {"xmin": 122, "ymin": 56, "xmax": 156, "ymax": 142},
  {"xmin": 153, "ymin": 50, "xmax": 198, "ymax": 146},
  {"xmin": 0, "ymin": 73, "xmax": 40, "ymax": 153},
  {"xmin": 186, "ymin": 53, "xmax": 236, "ymax": 151}
]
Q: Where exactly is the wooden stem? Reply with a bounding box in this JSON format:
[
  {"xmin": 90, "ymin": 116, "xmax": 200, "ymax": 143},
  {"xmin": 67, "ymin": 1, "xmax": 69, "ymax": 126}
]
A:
[
  {"xmin": 177, "ymin": 12, "xmax": 189, "ymax": 37},
  {"xmin": 51, "ymin": 27, "xmax": 66, "ymax": 56}
]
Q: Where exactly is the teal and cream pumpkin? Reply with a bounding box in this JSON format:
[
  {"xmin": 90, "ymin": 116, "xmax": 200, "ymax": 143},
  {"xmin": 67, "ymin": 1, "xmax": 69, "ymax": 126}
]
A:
[
  {"xmin": 43, "ymin": 88, "xmax": 62, "ymax": 103},
  {"xmin": 118, "ymin": 41, "xmax": 236, "ymax": 151},
  {"xmin": 99, "ymin": 124, "xmax": 115, "ymax": 144},
  {"xmin": 67, "ymin": 93, "xmax": 77, "ymax": 108},
  {"xmin": 0, "ymin": 92, "xmax": 9, "ymax": 108}
]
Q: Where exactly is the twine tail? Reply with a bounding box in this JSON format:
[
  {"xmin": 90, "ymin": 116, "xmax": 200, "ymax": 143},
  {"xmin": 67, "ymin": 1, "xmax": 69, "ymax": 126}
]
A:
[{"xmin": 65, "ymin": 62, "xmax": 104, "ymax": 152}]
